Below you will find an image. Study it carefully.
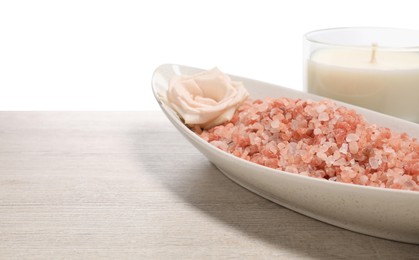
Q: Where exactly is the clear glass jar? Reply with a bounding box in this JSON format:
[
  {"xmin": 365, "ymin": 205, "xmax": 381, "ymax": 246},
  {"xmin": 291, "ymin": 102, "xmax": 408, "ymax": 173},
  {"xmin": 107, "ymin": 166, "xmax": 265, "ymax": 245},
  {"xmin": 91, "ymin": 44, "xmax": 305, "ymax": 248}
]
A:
[{"xmin": 304, "ymin": 27, "xmax": 419, "ymax": 123}]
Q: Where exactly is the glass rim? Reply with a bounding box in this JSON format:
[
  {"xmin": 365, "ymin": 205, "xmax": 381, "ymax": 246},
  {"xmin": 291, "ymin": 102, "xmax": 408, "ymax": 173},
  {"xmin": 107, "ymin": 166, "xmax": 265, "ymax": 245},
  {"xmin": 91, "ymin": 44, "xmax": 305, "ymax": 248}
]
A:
[{"xmin": 304, "ymin": 27, "xmax": 419, "ymax": 50}]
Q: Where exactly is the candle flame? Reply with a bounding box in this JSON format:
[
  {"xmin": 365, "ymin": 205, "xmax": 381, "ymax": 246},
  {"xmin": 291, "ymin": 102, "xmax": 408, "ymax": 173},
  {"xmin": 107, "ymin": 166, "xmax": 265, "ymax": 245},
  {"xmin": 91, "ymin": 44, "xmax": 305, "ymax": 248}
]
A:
[{"xmin": 370, "ymin": 43, "xmax": 378, "ymax": 64}]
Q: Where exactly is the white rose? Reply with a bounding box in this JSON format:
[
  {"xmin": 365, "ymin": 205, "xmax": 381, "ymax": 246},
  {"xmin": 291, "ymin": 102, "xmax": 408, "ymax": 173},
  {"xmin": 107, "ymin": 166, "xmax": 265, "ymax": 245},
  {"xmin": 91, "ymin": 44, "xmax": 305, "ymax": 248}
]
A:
[{"xmin": 167, "ymin": 67, "xmax": 249, "ymax": 129}]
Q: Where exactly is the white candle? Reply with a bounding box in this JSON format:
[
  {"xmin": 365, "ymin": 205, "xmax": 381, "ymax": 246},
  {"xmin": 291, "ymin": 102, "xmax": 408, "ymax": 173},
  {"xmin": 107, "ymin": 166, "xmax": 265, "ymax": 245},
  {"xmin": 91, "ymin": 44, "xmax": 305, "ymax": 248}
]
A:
[{"xmin": 307, "ymin": 46, "xmax": 419, "ymax": 122}]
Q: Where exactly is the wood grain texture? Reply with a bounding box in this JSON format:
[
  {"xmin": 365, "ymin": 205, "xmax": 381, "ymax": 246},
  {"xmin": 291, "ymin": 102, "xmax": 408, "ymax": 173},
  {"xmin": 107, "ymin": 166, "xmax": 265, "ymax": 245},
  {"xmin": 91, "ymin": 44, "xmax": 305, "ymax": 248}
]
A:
[{"xmin": 0, "ymin": 112, "xmax": 418, "ymax": 259}]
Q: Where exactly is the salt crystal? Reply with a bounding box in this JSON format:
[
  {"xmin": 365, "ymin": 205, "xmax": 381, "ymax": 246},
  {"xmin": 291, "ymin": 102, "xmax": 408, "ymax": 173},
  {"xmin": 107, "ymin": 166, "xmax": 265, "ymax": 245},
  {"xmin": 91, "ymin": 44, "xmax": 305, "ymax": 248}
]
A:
[
  {"xmin": 268, "ymin": 144, "xmax": 277, "ymax": 154},
  {"xmin": 319, "ymin": 144, "xmax": 329, "ymax": 153},
  {"xmin": 271, "ymin": 120, "xmax": 280, "ymax": 129},
  {"xmin": 316, "ymin": 104, "xmax": 327, "ymax": 113},
  {"xmin": 339, "ymin": 143, "xmax": 348, "ymax": 154},
  {"xmin": 318, "ymin": 112, "xmax": 330, "ymax": 121},
  {"xmin": 317, "ymin": 151, "xmax": 327, "ymax": 161},
  {"xmin": 348, "ymin": 141, "xmax": 359, "ymax": 154},
  {"xmin": 333, "ymin": 150, "xmax": 341, "ymax": 160},
  {"xmin": 291, "ymin": 120, "xmax": 299, "ymax": 130},
  {"xmin": 369, "ymin": 157, "xmax": 381, "ymax": 169},
  {"xmin": 383, "ymin": 146, "xmax": 395, "ymax": 154},
  {"xmin": 346, "ymin": 133, "xmax": 360, "ymax": 142},
  {"xmin": 306, "ymin": 107, "xmax": 318, "ymax": 117},
  {"xmin": 257, "ymin": 102, "xmax": 269, "ymax": 112},
  {"xmin": 262, "ymin": 131, "xmax": 269, "ymax": 141},
  {"xmin": 314, "ymin": 128, "xmax": 322, "ymax": 135},
  {"xmin": 360, "ymin": 175, "xmax": 369, "ymax": 185},
  {"xmin": 210, "ymin": 140, "xmax": 228, "ymax": 151},
  {"xmin": 333, "ymin": 158, "xmax": 347, "ymax": 166},
  {"xmin": 325, "ymin": 156, "xmax": 335, "ymax": 165}
]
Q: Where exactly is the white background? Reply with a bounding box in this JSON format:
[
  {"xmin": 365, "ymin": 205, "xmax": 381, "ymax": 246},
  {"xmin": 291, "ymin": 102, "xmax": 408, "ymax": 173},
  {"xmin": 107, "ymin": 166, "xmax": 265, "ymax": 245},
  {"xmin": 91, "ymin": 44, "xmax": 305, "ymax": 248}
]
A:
[{"xmin": 0, "ymin": 0, "xmax": 417, "ymax": 111}]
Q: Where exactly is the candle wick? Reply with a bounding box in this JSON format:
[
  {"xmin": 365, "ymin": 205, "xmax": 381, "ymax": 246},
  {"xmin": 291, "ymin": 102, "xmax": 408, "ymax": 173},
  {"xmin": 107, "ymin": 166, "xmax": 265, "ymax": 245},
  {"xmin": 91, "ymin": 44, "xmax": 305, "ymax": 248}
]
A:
[{"xmin": 370, "ymin": 43, "xmax": 378, "ymax": 64}]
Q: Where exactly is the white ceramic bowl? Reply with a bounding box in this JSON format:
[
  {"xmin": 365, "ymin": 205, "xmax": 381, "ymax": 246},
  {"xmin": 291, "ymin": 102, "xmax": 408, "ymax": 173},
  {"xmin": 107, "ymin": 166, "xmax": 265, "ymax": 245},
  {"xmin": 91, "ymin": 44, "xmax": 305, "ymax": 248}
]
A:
[{"xmin": 151, "ymin": 64, "xmax": 419, "ymax": 244}]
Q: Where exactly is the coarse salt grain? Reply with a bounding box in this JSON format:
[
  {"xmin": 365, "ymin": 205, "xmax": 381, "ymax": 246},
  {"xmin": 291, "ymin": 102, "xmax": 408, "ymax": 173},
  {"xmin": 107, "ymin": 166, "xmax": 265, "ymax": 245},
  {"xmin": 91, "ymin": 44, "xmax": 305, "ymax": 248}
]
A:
[
  {"xmin": 316, "ymin": 104, "xmax": 327, "ymax": 113},
  {"xmin": 318, "ymin": 112, "xmax": 330, "ymax": 121},
  {"xmin": 271, "ymin": 120, "xmax": 280, "ymax": 129},
  {"xmin": 346, "ymin": 133, "xmax": 360, "ymax": 142},
  {"xmin": 348, "ymin": 141, "xmax": 359, "ymax": 154},
  {"xmin": 339, "ymin": 143, "xmax": 348, "ymax": 154},
  {"xmin": 196, "ymin": 97, "xmax": 419, "ymax": 192},
  {"xmin": 314, "ymin": 128, "xmax": 322, "ymax": 135}
]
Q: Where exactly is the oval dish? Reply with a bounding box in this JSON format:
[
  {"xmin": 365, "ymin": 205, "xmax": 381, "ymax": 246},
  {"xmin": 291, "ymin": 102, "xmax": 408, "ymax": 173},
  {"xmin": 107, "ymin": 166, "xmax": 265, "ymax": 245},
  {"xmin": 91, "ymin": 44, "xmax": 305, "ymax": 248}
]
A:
[{"xmin": 152, "ymin": 64, "xmax": 419, "ymax": 244}]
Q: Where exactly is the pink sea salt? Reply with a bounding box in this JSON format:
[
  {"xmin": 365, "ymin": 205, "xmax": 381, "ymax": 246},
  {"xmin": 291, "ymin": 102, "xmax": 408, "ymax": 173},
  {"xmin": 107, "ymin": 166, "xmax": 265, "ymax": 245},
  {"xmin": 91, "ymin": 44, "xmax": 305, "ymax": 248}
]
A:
[{"xmin": 196, "ymin": 98, "xmax": 419, "ymax": 192}]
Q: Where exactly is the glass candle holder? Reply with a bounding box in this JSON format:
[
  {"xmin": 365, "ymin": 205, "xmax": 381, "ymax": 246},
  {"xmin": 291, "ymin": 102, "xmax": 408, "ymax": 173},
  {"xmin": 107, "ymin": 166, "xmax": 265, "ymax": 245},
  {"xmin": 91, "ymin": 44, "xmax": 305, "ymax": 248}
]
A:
[{"xmin": 304, "ymin": 27, "xmax": 419, "ymax": 123}]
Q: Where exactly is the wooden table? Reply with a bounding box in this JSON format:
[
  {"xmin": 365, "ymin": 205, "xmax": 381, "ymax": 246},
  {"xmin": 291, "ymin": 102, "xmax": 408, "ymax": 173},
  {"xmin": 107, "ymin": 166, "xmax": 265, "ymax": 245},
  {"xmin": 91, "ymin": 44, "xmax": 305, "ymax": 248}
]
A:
[{"xmin": 1, "ymin": 112, "xmax": 418, "ymax": 259}]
